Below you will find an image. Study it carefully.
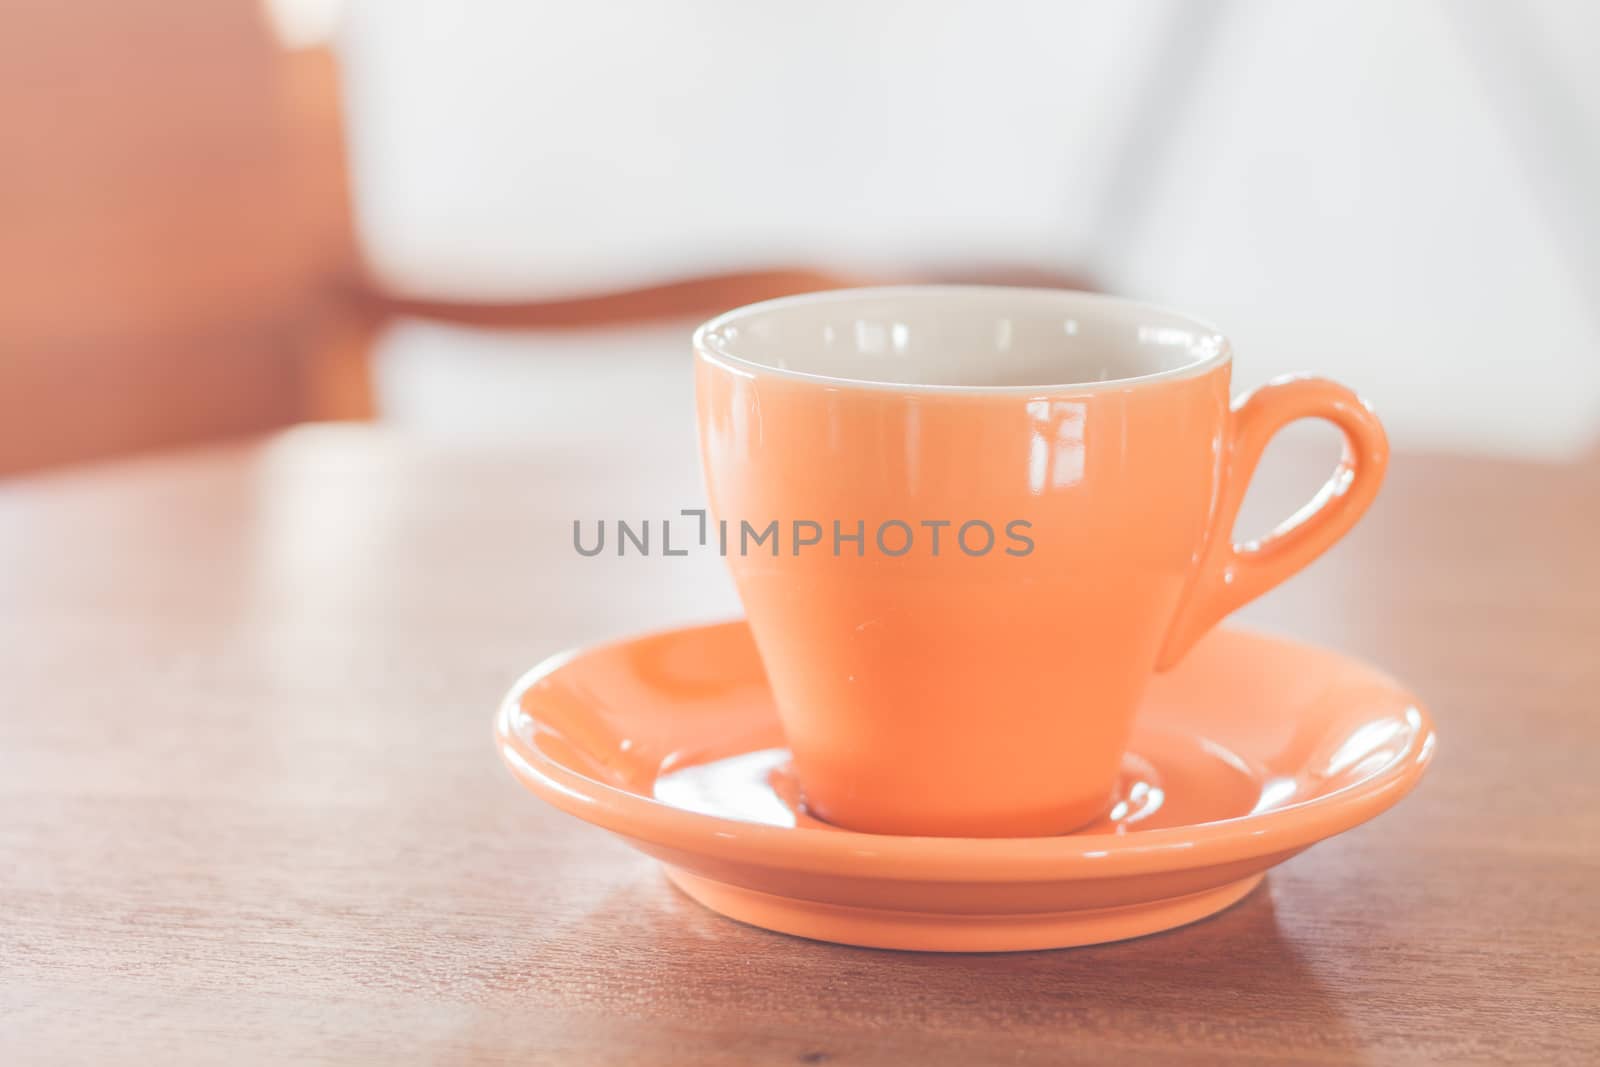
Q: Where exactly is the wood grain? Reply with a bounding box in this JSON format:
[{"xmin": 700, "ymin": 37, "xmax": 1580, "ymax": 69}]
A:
[{"xmin": 1, "ymin": 427, "xmax": 1596, "ymax": 1065}]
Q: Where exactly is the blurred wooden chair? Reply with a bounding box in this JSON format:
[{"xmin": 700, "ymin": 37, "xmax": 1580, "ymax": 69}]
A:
[
  {"xmin": 0, "ymin": 0, "xmax": 1092, "ymax": 474},
  {"xmin": 0, "ymin": 0, "xmax": 362, "ymax": 473}
]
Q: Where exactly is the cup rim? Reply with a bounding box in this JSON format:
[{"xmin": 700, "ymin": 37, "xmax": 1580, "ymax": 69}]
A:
[{"xmin": 693, "ymin": 285, "xmax": 1232, "ymax": 395}]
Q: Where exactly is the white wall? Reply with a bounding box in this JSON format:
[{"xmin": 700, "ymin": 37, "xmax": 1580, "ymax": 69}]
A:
[
  {"xmin": 342, "ymin": 0, "xmax": 1600, "ymax": 459},
  {"xmin": 1101, "ymin": 0, "xmax": 1600, "ymax": 457}
]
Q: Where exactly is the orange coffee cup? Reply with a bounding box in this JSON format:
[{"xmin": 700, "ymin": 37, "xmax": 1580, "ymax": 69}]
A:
[{"xmin": 694, "ymin": 287, "xmax": 1386, "ymax": 837}]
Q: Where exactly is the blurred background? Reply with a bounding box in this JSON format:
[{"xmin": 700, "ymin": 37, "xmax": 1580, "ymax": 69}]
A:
[{"xmin": 3, "ymin": 0, "xmax": 1599, "ymax": 476}]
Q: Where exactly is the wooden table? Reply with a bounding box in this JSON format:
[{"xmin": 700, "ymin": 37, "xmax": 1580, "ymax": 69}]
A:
[{"xmin": 3, "ymin": 426, "xmax": 1597, "ymax": 1065}]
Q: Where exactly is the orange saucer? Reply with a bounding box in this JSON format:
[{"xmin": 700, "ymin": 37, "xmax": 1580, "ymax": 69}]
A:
[{"xmin": 495, "ymin": 621, "xmax": 1434, "ymax": 952}]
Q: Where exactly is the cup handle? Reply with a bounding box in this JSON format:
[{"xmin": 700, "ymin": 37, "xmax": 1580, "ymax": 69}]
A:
[{"xmin": 1155, "ymin": 375, "xmax": 1389, "ymax": 671}]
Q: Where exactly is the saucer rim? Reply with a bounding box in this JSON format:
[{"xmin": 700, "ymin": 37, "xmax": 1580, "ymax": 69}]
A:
[{"xmin": 495, "ymin": 620, "xmax": 1435, "ymax": 883}]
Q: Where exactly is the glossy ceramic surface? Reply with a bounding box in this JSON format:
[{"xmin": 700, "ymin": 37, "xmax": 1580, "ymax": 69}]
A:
[
  {"xmin": 495, "ymin": 620, "xmax": 1435, "ymax": 952},
  {"xmin": 694, "ymin": 287, "xmax": 1389, "ymax": 836}
]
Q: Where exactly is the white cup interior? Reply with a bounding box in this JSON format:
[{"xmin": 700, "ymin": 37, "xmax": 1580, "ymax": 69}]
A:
[{"xmin": 695, "ymin": 286, "xmax": 1229, "ymax": 390}]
